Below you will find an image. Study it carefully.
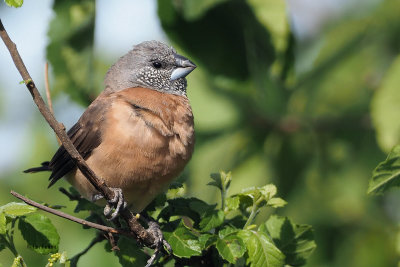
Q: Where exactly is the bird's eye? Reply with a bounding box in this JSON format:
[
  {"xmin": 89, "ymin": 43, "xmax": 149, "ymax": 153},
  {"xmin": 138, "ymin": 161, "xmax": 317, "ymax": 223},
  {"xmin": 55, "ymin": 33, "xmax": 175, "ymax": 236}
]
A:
[{"xmin": 152, "ymin": 61, "xmax": 162, "ymax": 69}]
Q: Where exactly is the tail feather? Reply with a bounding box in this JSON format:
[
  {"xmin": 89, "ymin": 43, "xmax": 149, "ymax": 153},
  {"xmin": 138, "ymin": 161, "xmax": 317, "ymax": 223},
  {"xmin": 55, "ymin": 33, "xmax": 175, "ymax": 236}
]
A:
[{"xmin": 23, "ymin": 161, "xmax": 51, "ymax": 173}]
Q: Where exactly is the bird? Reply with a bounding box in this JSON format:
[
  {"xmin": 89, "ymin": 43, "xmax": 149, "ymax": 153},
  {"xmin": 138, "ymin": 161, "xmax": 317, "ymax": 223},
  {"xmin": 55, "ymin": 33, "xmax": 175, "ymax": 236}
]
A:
[{"xmin": 25, "ymin": 40, "xmax": 196, "ymax": 217}]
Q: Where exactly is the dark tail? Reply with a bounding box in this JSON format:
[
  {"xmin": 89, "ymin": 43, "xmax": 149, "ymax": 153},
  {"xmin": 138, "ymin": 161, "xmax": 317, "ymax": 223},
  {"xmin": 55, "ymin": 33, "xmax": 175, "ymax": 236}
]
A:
[{"xmin": 23, "ymin": 161, "xmax": 51, "ymax": 173}]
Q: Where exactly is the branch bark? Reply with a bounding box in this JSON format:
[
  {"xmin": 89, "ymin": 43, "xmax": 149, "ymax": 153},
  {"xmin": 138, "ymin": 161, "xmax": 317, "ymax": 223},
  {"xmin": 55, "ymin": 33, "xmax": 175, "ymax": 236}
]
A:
[
  {"xmin": 11, "ymin": 190, "xmax": 132, "ymax": 236},
  {"xmin": 0, "ymin": 19, "xmax": 155, "ymax": 247}
]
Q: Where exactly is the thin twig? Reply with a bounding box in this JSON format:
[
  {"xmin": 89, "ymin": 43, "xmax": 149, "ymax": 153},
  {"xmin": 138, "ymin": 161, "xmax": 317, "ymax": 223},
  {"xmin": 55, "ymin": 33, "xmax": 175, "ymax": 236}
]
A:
[
  {"xmin": 44, "ymin": 62, "xmax": 53, "ymax": 114},
  {"xmin": 44, "ymin": 62, "xmax": 62, "ymax": 145},
  {"xmin": 70, "ymin": 234, "xmax": 105, "ymax": 267},
  {"xmin": 0, "ymin": 19, "xmax": 155, "ymax": 247},
  {"xmin": 10, "ymin": 190, "xmax": 132, "ymax": 236}
]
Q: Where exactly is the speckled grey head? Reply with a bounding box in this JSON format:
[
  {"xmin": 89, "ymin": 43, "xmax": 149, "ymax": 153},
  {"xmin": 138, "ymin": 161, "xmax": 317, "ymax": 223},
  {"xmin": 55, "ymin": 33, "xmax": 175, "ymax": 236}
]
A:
[{"xmin": 104, "ymin": 41, "xmax": 196, "ymax": 96}]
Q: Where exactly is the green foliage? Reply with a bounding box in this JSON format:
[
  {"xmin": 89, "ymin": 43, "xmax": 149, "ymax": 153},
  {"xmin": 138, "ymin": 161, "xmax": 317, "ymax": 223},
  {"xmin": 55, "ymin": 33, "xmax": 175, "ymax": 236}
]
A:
[
  {"xmin": 153, "ymin": 172, "xmax": 314, "ymax": 265},
  {"xmin": 238, "ymin": 229, "xmax": 284, "ymax": 267},
  {"xmin": 106, "ymin": 237, "xmax": 147, "ymax": 267},
  {"xmin": 18, "ymin": 213, "xmax": 59, "ymax": 254},
  {"xmin": 163, "ymin": 221, "xmax": 202, "ymax": 258},
  {"xmin": 264, "ymin": 215, "xmax": 316, "ymax": 266},
  {"xmin": 371, "ymin": 56, "xmax": 400, "ymax": 153},
  {"xmin": 0, "ymin": 213, "xmax": 6, "ymax": 235},
  {"xmin": 368, "ymin": 145, "xmax": 400, "ymax": 195},
  {"xmin": 4, "ymin": 0, "xmax": 23, "ymax": 8},
  {"xmin": 3, "ymin": 0, "xmax": 400, "ymax": 265},
  {"xmin": 47, "ymin": 0, "xmax": 97, "ymax": 105},
  {"xmin": 215, "ymin": 233, "xmax": 246, "ymax": 264},
  {"xmin": 0, "ymin": 202, "xmax": 61, "ymax": 265},
  {"xmin": 154, "ymin": 1, "xmax": 400, "ymax": 266},
  {"xmin": 158, "ymin": 0, "xmax": 275, "ymax": 81},
  {"xmin": 0, "ymin": 202, "xmax": 37, "ymax": 218},
  {"xmin": 53, "ymin": 173, "xmax": 314, "ymax": 266}
]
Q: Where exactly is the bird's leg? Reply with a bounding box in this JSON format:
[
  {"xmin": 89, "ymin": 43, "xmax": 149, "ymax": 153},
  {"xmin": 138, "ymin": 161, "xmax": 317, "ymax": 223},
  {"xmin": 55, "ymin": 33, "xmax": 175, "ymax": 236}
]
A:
[
  {"xmin": 92, "ymin": 187, "xmax": 127, "ymax": 220},
  {"xmin": 140, "ymin": 214, "xmax": 172, "ymax": 267}
]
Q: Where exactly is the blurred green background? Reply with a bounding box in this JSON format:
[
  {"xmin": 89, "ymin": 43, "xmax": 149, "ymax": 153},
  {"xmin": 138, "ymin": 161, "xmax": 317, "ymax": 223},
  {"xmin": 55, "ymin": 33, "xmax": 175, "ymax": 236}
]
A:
[{"xmin": 1, "ymin": 0, "xmax": 400, "ymax": 266}]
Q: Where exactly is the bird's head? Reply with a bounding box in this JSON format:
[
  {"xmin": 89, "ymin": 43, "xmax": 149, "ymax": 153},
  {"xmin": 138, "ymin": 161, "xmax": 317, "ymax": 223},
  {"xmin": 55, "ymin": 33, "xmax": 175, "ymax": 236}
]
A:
[{"xmin": 104, "ymin": 41, "xmax": 196, "ymax": 96}]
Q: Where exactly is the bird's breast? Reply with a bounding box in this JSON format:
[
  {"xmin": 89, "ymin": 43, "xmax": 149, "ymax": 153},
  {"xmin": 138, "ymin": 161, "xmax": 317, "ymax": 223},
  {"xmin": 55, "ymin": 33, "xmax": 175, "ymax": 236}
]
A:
[{"xmin": 70, "ymin": 87, "xmax": 195, "ymax": 212}]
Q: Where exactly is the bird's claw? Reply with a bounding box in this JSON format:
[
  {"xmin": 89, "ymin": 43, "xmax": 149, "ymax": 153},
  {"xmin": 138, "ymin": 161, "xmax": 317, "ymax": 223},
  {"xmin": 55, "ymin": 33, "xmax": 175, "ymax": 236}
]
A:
[
  {"xmin": 103, "ymin": 187, "xmax": 127, "ymax": 220},
  {"xmin": 145, "ymin": 220, "xmax": 171, "ymax": 267}
]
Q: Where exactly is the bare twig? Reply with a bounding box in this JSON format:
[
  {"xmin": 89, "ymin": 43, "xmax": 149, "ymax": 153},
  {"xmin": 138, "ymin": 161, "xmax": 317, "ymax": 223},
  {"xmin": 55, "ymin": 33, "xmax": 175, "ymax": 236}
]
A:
[
  {"xmin": 70, "ymin": 234, "xmax": 105, "ymax": 267},
  {"xmin": 0, "ymin": 19, "xmax": 155, "ymax": 247},
  {"xmin": 10, "ymin": 190, "xmax": 132, "ymax": 236},
  {"xmin": 44, "ymin": 62, "xmax": 53, "ymax": 114},
  {"xmin": 44, "ymin": 62, "xmax": 62, "ymax": 145}
]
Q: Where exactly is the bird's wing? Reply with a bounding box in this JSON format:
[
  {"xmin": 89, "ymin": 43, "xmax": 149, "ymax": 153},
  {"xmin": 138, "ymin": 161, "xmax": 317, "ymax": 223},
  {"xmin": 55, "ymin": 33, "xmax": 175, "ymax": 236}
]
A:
[{"xmin": 48, "ymin": 95, "xmax": 109, "ymax": 187}]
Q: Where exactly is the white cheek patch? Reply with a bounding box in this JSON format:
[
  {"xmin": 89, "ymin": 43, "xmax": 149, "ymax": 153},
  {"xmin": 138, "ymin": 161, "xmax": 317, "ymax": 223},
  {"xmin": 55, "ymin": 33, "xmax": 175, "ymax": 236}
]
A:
[{"xmin": 170, "ymin": 67, "xmax": 194, "ymax": 81}]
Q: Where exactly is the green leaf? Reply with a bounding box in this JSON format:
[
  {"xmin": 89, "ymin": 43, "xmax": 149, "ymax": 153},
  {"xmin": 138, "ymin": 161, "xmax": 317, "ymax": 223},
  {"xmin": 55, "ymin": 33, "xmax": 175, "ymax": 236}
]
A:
[
  {"xmin": 368, "ymin": 145, "xmax": 400, "ymax": 194},
  {"xmin": 247, "ymin": 0, "xmax": 289, "ymax": 54},
  {"xmin": 225, "ymin": 196, "xmax": 240, "ymax": 211},
  {"xmin": 267, "ymin": 198, "xmax": 287, "ymax": 208},
  {"xmin": 0, "ymin": 213, "xmax": 6, "ymax": 235},
  {"xmin": 159, "ymin": 197, "xmax": 218, "ymax": 229},
  {"xmin": 198, "ymin": 233, "xmax": 217, "ymax": 250},
  {"xmin": 238, "ymin": 229, "xmax": 284, "ymax": 267},
  {"xmin": 176, "ymin": 0, "xmax": 229, "ymax": 21},
  {"xmin": 166, "ymin": 182, "xmax": 186, "ymax": 199},
  {"xmin": 208, "ymin": 173, "xmax": 223, "ymax": 191},
  {"xmin": 208, "ymin": 171, "xmax": 232, "ymax": 192},
  {"xmin": 259, "ymin": 184, "xmax": 278, "ymax": 200},
  {"xmin": 199, "ymin": 209, "xmax": 224, "ymax": 232},
  {"xmin": 0, "ymin": 202, "xmax": 37, "ymax": 218},
  {"xmin": 218, "ymin": 225, "xmax": 239, "ymax": 239},
  {"xmin": 146, "ymin": 192, "xmax": 167, "ymax": 212},
  {"xmin": 263, "ymin": 215, "xmax": 316, "ymax": 266},
  {"xmin": 4, "ymin": 0, "xmax": 23, "ymax": 8},
  {"xmin": 74, "ymin": 198, "xmax": 102, "ymax": 213},
  {"xmin": 47, "ymin": 0, "xmax": 97, "ymax": 105},
  {"xmin": 163, "ymin": 222, "xmax": 202, "ymax": 258},
  {"xmin": 371, "ymin": 55, "xmax": 400, "ymax": 152},
  {"xmin": 235, "ymin": 188, "xmax": 260, "ymax": 210},
  {"xmin": 235, "ymin": 184, "xmax": 284, "ymax": 211},
  {"xmin": 108, "ymin": 236, "xmax": 147, "ymax": 266},
  {"xmin": 216, "ymin": 234, "xmax": 246, "ymax": 264},
  {"xmin": 158, "ymin": 198, "xmax": 202, "ymax": 224},
  {"xmin": 158, "ymin": 0, "xmax": 275, "ymax": 80},
  {"xmin": 18, "ymin": 213, "xmax": 60, "ymax": 254}
]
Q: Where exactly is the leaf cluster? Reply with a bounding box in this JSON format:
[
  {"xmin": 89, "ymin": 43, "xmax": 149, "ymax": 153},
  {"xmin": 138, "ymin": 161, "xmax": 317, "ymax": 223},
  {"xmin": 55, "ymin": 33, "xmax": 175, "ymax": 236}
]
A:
[
  {"xmin": 94, "ymin": 171, "xmax": 315, "ymax": 266},
  {"xmin": 0, "ymin": 202, "xmax": 67, "ymax": 266},
  {"xmin": 45, "ymin": 172, "xmax": 315, "ymax": 266}
]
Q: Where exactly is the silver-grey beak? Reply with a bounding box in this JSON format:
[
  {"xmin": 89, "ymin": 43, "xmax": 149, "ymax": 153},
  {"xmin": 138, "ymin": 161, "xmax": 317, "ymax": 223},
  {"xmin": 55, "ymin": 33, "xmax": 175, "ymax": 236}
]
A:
[{"xmin": 170, "ymin": 54, "xmax": 197, "ymax": 81}]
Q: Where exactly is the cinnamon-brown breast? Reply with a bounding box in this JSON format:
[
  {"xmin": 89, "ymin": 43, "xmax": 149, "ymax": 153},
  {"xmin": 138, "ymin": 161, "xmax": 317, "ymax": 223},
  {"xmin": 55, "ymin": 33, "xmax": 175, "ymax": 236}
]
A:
[{"xmin": 66, "ymin": 87, "xmax": 195, "ymax": 212}]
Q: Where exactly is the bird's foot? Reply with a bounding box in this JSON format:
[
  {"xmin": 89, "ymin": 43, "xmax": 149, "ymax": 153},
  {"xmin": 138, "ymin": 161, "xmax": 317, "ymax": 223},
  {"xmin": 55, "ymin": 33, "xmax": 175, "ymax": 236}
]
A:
[
  {"xmin": 142, "ymin": 217, "xmax": 172, "ymax": 267},
  {"xmin": 104, "ymin": 187, "xmax": 127, "ymax": 220},
  {"xmin": 93, "ymin": 187, "xmax": 127, "ymax": 220}
]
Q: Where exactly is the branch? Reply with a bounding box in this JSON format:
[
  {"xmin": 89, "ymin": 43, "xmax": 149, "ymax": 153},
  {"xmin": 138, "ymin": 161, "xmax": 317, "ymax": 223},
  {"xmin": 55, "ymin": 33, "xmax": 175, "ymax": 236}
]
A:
[
  {"xmin": 44, "ymin": 62, "xmax": 54, "ymax": 114},
  {"xmin": 0, "ymin": 19, "xmax": 155, "ymax": 247},
  {"xmin": 44, "ymin": 62, "xmax": 63, "ymax": 145},
  {"xmin": 10, "ymin": 190, "xmax": 131, "ymax": 236}
]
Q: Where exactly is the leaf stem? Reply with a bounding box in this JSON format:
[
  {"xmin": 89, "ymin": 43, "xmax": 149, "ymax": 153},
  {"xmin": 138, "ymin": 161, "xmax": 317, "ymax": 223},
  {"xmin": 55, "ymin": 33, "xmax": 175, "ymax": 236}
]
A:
[
  {"xmin": 221, "ymin": 185, "xmax": 226, "ymax": 211},
  {"xmin": 243, "ymin": 198, "xmax": 262, "ymax": 229}
]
